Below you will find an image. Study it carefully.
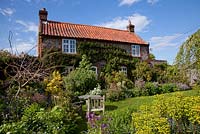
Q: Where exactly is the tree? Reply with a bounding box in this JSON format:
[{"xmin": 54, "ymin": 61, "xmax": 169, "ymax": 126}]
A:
[
  {"xmin": 175, "ymin": 29, "xmax": 200, "ymax": 69},
  {"xmin": 64, "ymin": 55, "xmax": 97, "ymax": 95},
  {"xmin": 175, "ymin": 29, "xmax": 200, "ymax": 84},
  {"xmin": 149, "ymin": 53, "xmax": 155, "ymax": 60},
  {"xmin": 132, "ymin": 61, "xmax": 153, "ymax": 82}
]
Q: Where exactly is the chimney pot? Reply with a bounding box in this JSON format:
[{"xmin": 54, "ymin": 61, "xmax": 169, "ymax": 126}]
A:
[
  {"xmin": 39, "ymin": 8, "xmax": 48, "ymax": 21},
  {"xmin": 127, "ymin": 20, "xmax": 135, "ymax": 33}
]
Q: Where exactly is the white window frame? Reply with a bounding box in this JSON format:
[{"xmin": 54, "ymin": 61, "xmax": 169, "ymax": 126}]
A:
[
  {"xmin": 62, "ymin": 39, "xmax": 76, "ymax": 54},
  {"xmin": 120, "ymin": 66, "xmax": 127, "ymax": 75},
  {"xmin": 131, "ymin": 45, "xmax": 140, "ymax": 57},
  {"xmin": 64, "ymin": 66, "xmax": 74, "ymax": 75},
  {"xmin": 91, "ymin": 66, "xmax": 98, "ymax": 75}
]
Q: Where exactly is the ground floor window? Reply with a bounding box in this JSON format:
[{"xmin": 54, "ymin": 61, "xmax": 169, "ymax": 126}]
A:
[
  {"xmin": 64, "ymin": 66, "xmax": 74, "ymax": 75},
  {"xmin": 91, "ymin": 66, "xmax": 98, "ymax": 75},
  {"xmin": 120, "ymin": 66, "xmax": 127, "ymax": 75}
]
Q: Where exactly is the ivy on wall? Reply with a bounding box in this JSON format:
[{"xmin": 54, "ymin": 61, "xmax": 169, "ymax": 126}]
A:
[
  {"xmin": 78, "ymin": 42, "xmax": 139, "ymax": 78},
  {"xmin": 41, "ymin": 42, "xmax": 139, "ymax": 78}
]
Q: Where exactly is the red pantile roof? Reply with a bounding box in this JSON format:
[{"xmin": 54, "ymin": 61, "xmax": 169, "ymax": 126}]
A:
[{"xmin": 40, "ymin": 20, "xmax": 148, "ymax": 45}]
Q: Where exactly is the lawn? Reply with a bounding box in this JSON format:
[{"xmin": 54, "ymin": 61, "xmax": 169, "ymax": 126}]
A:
[
  {"xmin": 82, "ymin": 89, "xmax": 200, "ymax": 133},
  {"xmin": 105, "ymin": 89, "xmax": 200, "ymax": 114}
]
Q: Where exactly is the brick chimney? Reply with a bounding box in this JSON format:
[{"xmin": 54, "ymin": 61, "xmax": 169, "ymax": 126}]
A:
[
  {"xmin": 38, "ymin": 8, "xmax": 48, "ymax": 58},
  {"xmin": 39, "ymin": 8, "xmax": 48, "ymax": 21},
  {"xmin": 127, "ymin": 20, "xmax": 135, "ymax": 33}
]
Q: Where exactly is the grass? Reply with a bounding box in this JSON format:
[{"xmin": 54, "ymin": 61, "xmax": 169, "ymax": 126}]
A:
[{"xmin": 105, "ymin": 89, "xmax": 200, "ymax": 114}]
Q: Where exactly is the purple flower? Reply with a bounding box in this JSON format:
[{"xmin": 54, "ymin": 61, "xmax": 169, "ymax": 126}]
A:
[
  {"xmin": 96, "ymin": 115, "xmax": 102, "ymax": 120},
  {"xmin": 86, "ymin": 112, "xmax": 95, "ymax": 119},
  {"xmin": 101, "ymin": 123, "xmax": 108, "ymax": 129},
  {"xmin": 108, "ymin": 117, "xmax": 112, "ymax": 121}
]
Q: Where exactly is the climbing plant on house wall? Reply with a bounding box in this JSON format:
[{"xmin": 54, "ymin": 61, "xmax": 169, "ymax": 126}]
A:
[{"xmin": 78, "ymin": 42, "xmax": 139, "ymax": 78}]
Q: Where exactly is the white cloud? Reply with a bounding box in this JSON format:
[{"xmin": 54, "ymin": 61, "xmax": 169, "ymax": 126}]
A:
[
  {"xmin": 4, "ymin": 38, "xmax": 37, "ymax": 55},
  {"xmin": 97, "ymin": 13, "xmax": 151, "ymax": 32},
  {"xmin": 0, "ymin": 8, "xmax": 15, "ymax": 16},
  {"xmin": 147, "ymin": 0, "xmax": 159, "ymax": 4},
  {"xmin": 16, "ymin": 20, "xmax": 38, "ymax": 34},
  {"xmin": 119, "ymin": 0, "xmax": 141, "ymax": 6},
  {"xmin": 149, "ymin": 33, "xmax": 183, "ymax": 50}
]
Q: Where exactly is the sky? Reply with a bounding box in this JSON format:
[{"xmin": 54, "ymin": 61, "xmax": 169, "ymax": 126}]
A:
[{"xmin": 0, "ymin": 0, "xmax": 200, "ymax": 64}]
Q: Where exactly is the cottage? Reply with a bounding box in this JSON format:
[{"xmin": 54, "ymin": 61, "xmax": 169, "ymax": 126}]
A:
[{"xmin": 38, "ymin": 8, "xmax": 150, "ymax": 74}]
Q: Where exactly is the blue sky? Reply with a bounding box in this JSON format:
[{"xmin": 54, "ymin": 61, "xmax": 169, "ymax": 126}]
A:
[{"xmin": 0, "ymin": 0, "xmax": 200, "ymax": 64}]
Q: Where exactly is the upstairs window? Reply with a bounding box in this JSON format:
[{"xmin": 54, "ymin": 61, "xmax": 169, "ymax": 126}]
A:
[
  {"xmin": 62, "ymin": 39, "xmax": 76, "ymax": 54},
  {"xmin": 132, "ymin": 45, "xmax": 140, "ymax": 57}
]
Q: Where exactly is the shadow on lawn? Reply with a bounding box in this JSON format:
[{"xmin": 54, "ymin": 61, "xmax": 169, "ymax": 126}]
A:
[{"xmin": 105, "ymin": 105, "xmax": 118, "ymax": 111}]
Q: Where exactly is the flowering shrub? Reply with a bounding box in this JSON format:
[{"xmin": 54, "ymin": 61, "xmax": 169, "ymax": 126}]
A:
[
  {"xmin": 86, "ymin": 112, "xmax": 109, "ymax": 134},
  {"xmin": 176, "ymin": 83, "xmax": 190, "ymax": 91},
  {"xmin": 160, "ymin": 83, "xmax": 177, "ymax": 93},
  {"xmin": 105, "ymin": 71, "xmax": 134, "ymax": 101},
  {"xmin": 45, "ymin": 71, "xmax": 63, "ymax": 95},
  {"xmin": 89, "ymin": 84, "xmax": 102, "ymax": 95},
  {"xmin": 86, "ymin": 109, "xmax": 135, "ymax": 134},
  {"xmin": 132, "ymin": 82, "xmax": 180, "ymax": 97},
  {"xmin": 132, "ymin": 93, "xmax": 200, "ymax": 133}
]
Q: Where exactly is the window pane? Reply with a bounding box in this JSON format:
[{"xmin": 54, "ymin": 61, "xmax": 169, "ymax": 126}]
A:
[
  {"xmin": 132, "ymin": 45, "xmax": 140, "ymax": 56},
  {"xmin": 62, "ymin": 39, "xmax": 76, "ymax": 53},
  {"xmin": 63, "ymin": 39, "xmax": 68, "ymax": 43},
  {"xmin": 64, "ymin": 45, "xmax": 69, "ymax": 52}
]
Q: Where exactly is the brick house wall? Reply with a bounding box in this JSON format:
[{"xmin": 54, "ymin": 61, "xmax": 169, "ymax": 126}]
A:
[
  {"xmin": 39, "ymin": 36, "xmax": 149, "ymax": 60},
  {"xmin": 37, "ymin": 8, "xmax": 150, "ymax": 75}
]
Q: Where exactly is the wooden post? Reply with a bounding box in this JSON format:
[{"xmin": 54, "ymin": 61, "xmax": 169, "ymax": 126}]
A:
[
  {"xmin": 103, "ymin": 95, "xmax": 105, "ymax": 114},
  {"xmin": 87, "ymin": 97, "xmax": 91, "ymax": 113}
]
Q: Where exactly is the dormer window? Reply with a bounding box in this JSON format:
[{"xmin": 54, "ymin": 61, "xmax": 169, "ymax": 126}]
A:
[
  {"xmin": 62, "ymin": 39, "xmax": 76, "ymax": 54},
  {"xmin": 132, "ymin": 45, "xmax": 140, "ymax": 57}
]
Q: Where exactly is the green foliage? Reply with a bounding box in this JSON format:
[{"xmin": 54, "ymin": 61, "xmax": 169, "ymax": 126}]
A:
[
  {"xmin": 175, "ymin": 29, "xmax": 200, "ymax": 85},
  {"xmin": 132, "ymin": 93, "xmax": 200, "ymax": 133},
  {"xmin": 144, "ymin": 82, "xmax": 160, "ymax": 95},
  {"xmin": 78, "ymin": 42, "xmax": 131, "ymax": 63},
  {"xmin": 41, "ymin": 49, "xmax": 81, "ymax": 72},
  {"xmin": 152, "ymin": 63, "xmax": 168, "ymax": 83},
  {"xmin": 64, "ymin": 55, "xmax": 97, "ymax": 95},
  {"xmin": 106, "ymin": 109, "xmax": 134, "ymax": 133},
  {"xmin": 133, "ymin": 61, "xmax": 171, "ymax": 83},
  {"xmin": 0, "ymin": 50, "xmax": 12, "ymax": 63},
  {"xmin": 132, "ymin": 61, "xmax": 153, "ymax": 82},
  {"xmin": 149, "ymin": 53, "xmax": 155, "ymax": 60},
  {"xmin": 106, "ymin": 89, "xmax": 125, "ymax": 102},
  {"xmin": 0, "ymin": 104, "xmax": 84, "ymax": 134},
  {"xmin": 78, "ymin": 42, "xmax": 138, "ymax": 78},
  {"xmin": 87, "ymin": 109, "xmax": 134, "ymax": 134},
  {"xmin": 132, "ymin": 82, "xmax": 178, "ymax": 97},
  {"xmin": 78, "ymin": 54, "xmax": 92, "ymax": 70},
  {"xmin": 161, "ymin": 83, "xmax": 177, "ymax": 93},
  {"xmin": 166, "ymin": 65, "xmax": 188, "ymax": 84},
  {"xmin": 175, "ymin": 29, "xmax": 200, "ymax": 70},
  {"xmin": 89, "ymin": 84, "xmax": 102, "ymax": 95},
  {"xmin": 105, "ymin": 71, "xmax": 134, "ymax": 101}
]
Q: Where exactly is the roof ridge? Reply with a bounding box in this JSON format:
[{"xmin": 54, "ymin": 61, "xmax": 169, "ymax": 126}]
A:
[
  {"xmin": 47, "ymin": 20, "xmax": 130, "ymax": 33},
  {"xmin": 41, "ymin": 20, "xmax": 148, "ymax": 45}
]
